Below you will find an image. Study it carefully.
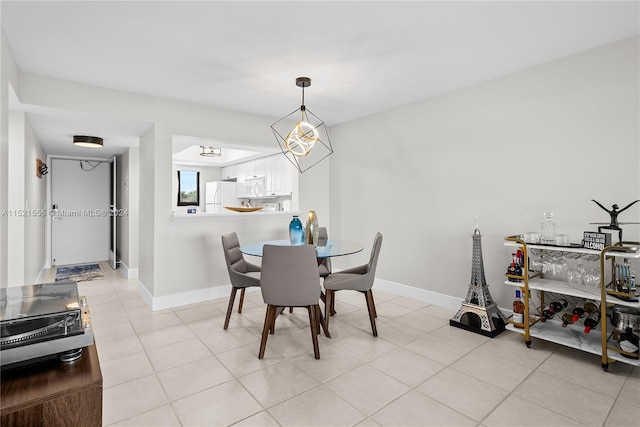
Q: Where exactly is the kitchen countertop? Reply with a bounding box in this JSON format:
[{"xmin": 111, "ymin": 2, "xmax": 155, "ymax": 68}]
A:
[{"xmin": 171, "ymin": 210, "xmax": 300, "ymax": 220}]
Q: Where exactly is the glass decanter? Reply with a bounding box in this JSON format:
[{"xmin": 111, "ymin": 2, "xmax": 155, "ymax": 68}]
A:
[{"xmin": 540, "ymin": 212, "xmax": 556, "ymax": 244}]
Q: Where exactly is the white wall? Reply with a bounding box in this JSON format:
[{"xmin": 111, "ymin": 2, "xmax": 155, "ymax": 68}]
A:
[
  {"xmin": 116, "ymin": 147, "xmax": 139, "ymax": 277},
  {"xmin": 138, "ymin": 126, "xmax": 155, "ymax": 296},
  {"xmin": 1, "ymin": 30, "xmax": 21, "ymax": 287},
  {"xmin": 23, "ymin": 117, "xmax": 47, "ymax": 283},
  {"xmin": 7, "ymin": 109, "xmax": 25, "ymax": 285},
  {"xmin": 329, "ymin": 36, "xmax": 640, "ymax": 311}
]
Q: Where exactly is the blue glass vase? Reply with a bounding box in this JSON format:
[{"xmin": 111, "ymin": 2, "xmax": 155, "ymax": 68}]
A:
[{"xmin": 289, "ymin": 215, "xmax": 304, "ymax": 245}]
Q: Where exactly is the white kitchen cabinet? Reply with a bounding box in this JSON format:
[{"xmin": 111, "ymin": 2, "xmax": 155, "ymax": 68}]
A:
[
  {"xmin": 224, "ymin": 154, "xmax": 296, "ymax": 199},
  {"xmin": 282, "ymin": 158, "xmax": 294, "ymax": 195},
  {"xmin": 254, "ymin": 157, "xmax": 265, "ymax": 178},
  {"xmin": 273, "ymin": 155, "xmax": 284, "ymax": 195},
  {"xmin": 222, "ymin": 164, "xmax": 239, "ymax": 181},
  {"xmin": 238, "ymin": 161, "xmax": 251, "ymax": 183},
  {"xmin": 264, "ymin": 155, "xmax": 275, "ymax": 196}
]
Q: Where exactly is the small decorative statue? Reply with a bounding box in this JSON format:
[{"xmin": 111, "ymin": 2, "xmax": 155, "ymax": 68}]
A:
[{"xmin": 591, "ymin": 199, "xmax": 640, "ymax": 243}]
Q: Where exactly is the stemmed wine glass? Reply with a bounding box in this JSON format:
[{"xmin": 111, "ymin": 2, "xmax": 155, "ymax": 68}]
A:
[
  {"xmin": 529, "ymin": 250, "xmax": 544, "ymax": 273},
  {"xmin": 555, "ymin": 253, "xmax": 568, "ymax": 282},
  {"xmin": 567, "ymin": 254, "xmax": 585, "ymax": 286},
  {"xmin": 546, "ymin": 252, "xmax": 568, "ymax": 281},
  {"xmin": 583, "ymin": 255, "xmax": 601, "ymax": 288}
]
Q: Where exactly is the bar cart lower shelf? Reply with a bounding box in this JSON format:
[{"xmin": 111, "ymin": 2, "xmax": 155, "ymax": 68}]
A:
[{"xmin": 506, "ymin": 320, "xmax": 640, "ymax": 370}]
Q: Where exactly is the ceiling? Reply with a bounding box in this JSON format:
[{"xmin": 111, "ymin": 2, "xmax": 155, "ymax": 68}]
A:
[{"xmin": 2, "ymin": 1, "xmax": 638, "ymax": 163}]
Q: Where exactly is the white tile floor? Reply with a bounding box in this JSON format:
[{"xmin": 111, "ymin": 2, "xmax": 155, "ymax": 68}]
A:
[{"xmin": 42, "ymin": 263, "xmax": 640, "ymax": 426}]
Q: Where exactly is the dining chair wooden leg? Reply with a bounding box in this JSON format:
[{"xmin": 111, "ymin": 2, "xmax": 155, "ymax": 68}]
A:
[
  {"xmin": 365, "ymin": 290, "xmax": 378, "ymax": 337},
  {"xmin": 330, "ymin": 290, "xmax": 336, "ymax": 316},
  {"xmin": 224, "ymin": 287, "xmax": 238, "ymax": 330},
  {"xmin": 370, "ymin": 289, "xmax": 377, "ymax": 318},
  {"xmin": 308, "ymin": 305, "xmax": 320, "ymax": 359},
  {"xmin": 238, "ymin": 288, "xmax": 246, "ymax": 313},
  {"xmin": 289, "ymin": 307, "xmax": 293, "ymax": 313},
  {"xmin": 324, "ymin": 290, "xmax": 333, "ymax": 331},
  {"xmin": 259, "ymin": 305, "xmax": 275, "ymax": 359},
  {"xmin": 269, "ymin": 306, "xmax": 277, "ymax": 334},
  {"xmin": 317, "ymin": 305, "xmax": 331, "ymax": 338}
]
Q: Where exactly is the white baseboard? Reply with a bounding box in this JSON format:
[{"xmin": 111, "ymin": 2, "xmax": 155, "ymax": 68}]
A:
[
  {"xmin": 119, "ymin": 261, "xmax": 138, "ymax": 279},
  {"xmin": 136, "ymin": 275, "xmax": 462, "ymax": 312},
  {"xmin": 374, "ymin": 278, "xmax": 463, "ymax": 311},
  {"xmin": 137, "ymin": 281, "xmax": 237, "ymax": 311}
]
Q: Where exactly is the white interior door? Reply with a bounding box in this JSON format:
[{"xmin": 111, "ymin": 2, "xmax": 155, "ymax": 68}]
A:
[{"xmin": 51, "ymin": 158, "xmax": 110, "ymax": 266}]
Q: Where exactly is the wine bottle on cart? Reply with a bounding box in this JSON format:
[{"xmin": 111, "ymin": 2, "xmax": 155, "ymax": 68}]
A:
[
  {"xmin": 512, "ymin": 290, "xmax": 525, "ymax": 327},
  {"xmin": 553, "ymin": 298, "xmax": 568, "ymax": 311},
  {"xmin": 561, "ymin": 312, "xmax": 574, "ymax": 327},
  {"xmin": 540, "ymin": 298, "xmax": 567, "ymax": 322},
  {"xmin": 541, "ymin": 307, "xmax": 554, "ymax": 322},
  {"xmin": 571, "ymin": 304, "xmax": 586, "ymax": 322},
  {"xmin": 583, "ymin": 300, "xmax": 598, "ymax": 314},
  {"xmin": 583, "ymin": 310, "xmax": 600, "ymax": 334}
]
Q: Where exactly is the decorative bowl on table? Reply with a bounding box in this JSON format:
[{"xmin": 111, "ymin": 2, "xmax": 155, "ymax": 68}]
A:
[{"xmin": 224, "ymin": 206, "xmax": 264, "ymax": 212}]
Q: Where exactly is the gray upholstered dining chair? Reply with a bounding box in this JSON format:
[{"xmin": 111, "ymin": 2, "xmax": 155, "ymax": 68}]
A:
[
  {"xmin": 258, "ymin": 244, "xmax": 327, "ymax": 359},
  {"xmin": 317, "ymin": 227, "xmax": 332, "ymax": 278},
  {"xmin": 288, "ymin": 226, "xmax": 331, "ymax": 315},
  {"xmin": 221, "ymin": 232, "xmax": 261, "ymax": 330},
  {"xmin": 323, "ymin": 232, "xmax": 383, "ymax": 336}
]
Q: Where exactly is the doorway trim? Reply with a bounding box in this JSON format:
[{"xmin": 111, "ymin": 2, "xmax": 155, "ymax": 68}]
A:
[{"xmin": 45, "ymin": 154, "xmax": 115, "ymax": 269}]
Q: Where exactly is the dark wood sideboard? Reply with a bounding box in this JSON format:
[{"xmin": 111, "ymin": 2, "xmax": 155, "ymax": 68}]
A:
[{"xmin": 1, "ymin": 343, "xmax": 103, "ymax": 426}]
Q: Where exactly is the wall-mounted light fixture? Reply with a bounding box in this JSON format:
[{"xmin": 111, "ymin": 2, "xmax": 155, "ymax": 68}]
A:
[
  {"xmin": 73, "ymin": 135, "xmax": 103, "ymax": 148},
  {"xmin": 271, "ymin": 77, "xmax": 333, "ymax": 173},
  {"xmin": 36, "ymin": 158, "xmax": 48, "ymax": 178},
  {"xmin": 200, "ymin": 146, "xmax": 222, "ymax": 157}
]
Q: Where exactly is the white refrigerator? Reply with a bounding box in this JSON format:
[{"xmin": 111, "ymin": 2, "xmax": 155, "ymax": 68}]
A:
[{"xmin": 206, "ymin": 181, "xmax": 238, "ymax": 213}]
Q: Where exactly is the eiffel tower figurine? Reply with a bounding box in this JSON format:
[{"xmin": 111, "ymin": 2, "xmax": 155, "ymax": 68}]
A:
[{"xmin": 450, "ymin": 221, "xmax": 507, "ymax": 337}]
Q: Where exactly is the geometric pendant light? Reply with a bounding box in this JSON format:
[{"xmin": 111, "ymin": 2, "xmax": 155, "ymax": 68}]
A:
[{"xmin": 271, "ymin": 77, "xmax": 333, "ymax": 173}]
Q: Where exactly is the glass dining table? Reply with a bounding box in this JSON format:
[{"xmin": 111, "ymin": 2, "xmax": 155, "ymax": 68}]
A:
[
  {"xmin": 240, "ymin": 239, "xmax": 364, "ymax": 260},
  {"xmin": 240, "ymin": 239, "xmax": 363, "ymax": 328}
]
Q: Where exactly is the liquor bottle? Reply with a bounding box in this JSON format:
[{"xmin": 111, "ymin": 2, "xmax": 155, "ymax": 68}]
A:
[
  {"xmin": 618, "ymin": 327, "xmax": 639, "ymax": 359},
  {"xmin": 583, "ymin": 310, "xmax": 600, "ymax": 334},
  {"xmin": 513, "ymin": 254, "xmax": 523, "ymax": 280},
  {"xmin": 512, "ymin": 290, "xmax": 525, "ymax": 326},
  {"xmin": 571, "ymin": 305, "xmax": 585, "ymax": 322},
  {"xmin": 507, "ymin": 254, "xmax": 522, "ymax": 282},
  {"xmin": 516, "ymin": 249, "xmax": 524, "ymax": 269},
  {"xmin": 561, "ymin": 312, "xmax": 574, "ymax": 327}
]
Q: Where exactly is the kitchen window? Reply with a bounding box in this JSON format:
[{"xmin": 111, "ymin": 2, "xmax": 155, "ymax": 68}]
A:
[{"xmin": 177, "ymin": 170, "xmax": 200, "ymax": 206}]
